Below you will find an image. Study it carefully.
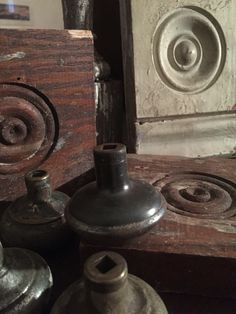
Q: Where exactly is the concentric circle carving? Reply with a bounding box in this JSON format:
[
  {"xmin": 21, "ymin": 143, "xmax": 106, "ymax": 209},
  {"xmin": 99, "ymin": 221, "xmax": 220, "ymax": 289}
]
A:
[
  {"xmin": 152, "ymin": 7, "xmax": 226, "ymax": 93},
  {"xmin": 0, "ymin": 84, "xmax": 56, "ymax": 174},
  {"xmin": 154, "ymin": 173, "xmax": 236, "ymax": 219}
]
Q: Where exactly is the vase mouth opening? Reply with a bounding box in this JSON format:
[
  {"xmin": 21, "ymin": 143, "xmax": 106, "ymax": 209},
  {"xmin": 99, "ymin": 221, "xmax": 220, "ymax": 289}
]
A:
[
  {"xmin": 94, "ymin": 143, "xmax": 126, "ymax": 155},
  {"xmin": 25, "ymin": 170, "xmax": 49, "ymax": 182},
  {"xmin": 84, "ymin": 251, "xmax": 128, "ymax": 293},
  {"xmin": 103, "ymin": 144, "xmax": 119, "ymax": 150}
]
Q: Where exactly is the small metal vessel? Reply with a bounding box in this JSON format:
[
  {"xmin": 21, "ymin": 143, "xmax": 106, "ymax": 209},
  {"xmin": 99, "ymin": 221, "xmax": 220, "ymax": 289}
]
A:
[
  {"xmin": 51, "ymin": 251, "xmax": 168, "ymax": 314},
  {"xmin": 0, "ymin": 170, "xmax": 70, "ymax": 253},
  {"xmin": 66, "ymin": 143, "xmax": 166, "ymax": 243},
  {"xmin": 0, "ymin": 241, "xmax": 52, "ymax": 313}
]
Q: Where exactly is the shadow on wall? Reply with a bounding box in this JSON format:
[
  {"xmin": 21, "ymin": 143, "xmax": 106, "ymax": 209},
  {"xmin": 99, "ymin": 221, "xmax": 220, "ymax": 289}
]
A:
[{"xmin": 94, "ymin": 0, "xmax": 123, "ymax": 79}]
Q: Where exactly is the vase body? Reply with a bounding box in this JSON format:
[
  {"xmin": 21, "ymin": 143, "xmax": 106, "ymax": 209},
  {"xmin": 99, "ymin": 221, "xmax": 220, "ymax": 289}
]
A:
[
  {"xmin": 66, "ymin": 143, "xmax": 166, "ymax": 244},
  {"xmin": 0, "ymin": 242, "xmax": 52, "ymax": 313},
  {"xmin": 0, "ymin": 170, "xmax": 71, "ymax": 253},
  {"xmin": 51, "ymin": 251, "xmax": 168, "ymax": 314}
]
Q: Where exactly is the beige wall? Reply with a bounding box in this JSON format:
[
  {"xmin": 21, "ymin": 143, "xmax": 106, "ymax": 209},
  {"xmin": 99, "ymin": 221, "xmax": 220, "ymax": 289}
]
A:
[{"xmin": 0, "ymin": 0, "xmax": 63, "ymax": 29}]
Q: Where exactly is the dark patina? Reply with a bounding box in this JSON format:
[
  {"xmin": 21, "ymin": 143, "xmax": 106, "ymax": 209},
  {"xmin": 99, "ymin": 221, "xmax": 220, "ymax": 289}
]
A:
[
  {"xmin": 51, "ymin": 251, "xmax": 168, "ymax": 313},
  {"xmin": 0, "ymin": 241, "xmax": 52, "ymax": 313},
  {"xmin": 0, "ymin": 170, "xmax": 71, "ymax": 253},
  {"xmin": 66, "ymin": 143, "xmax": 166, "ymax": 243}
]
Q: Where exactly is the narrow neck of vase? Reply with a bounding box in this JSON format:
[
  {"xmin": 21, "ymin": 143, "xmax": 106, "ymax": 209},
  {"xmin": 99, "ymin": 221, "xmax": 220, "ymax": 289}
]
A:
[
  {"xmin": 94, "ymin": 144, "xmax": 130, "ymax": 192},
  {"xmin": 25, "ymin": 170, "xmax": 52, "ymax": 203}
]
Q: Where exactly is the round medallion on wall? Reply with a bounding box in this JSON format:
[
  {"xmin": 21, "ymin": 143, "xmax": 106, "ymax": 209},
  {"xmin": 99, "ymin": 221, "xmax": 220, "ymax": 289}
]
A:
[
  {"xmin": 152, "ymin": 7, "xmax": 226, "ymax": 94},
  {"xmin": 154, "ymin": 173, "xmax": 236, "ymax": 219},
  {"xmin": 0, "ymin": 84, "xmax": 57, "ymax": 175}
]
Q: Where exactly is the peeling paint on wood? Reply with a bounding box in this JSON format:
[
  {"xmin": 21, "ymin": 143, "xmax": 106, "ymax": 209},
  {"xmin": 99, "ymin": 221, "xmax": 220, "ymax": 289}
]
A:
[{"xmin": 0, "ymin": 52, "xmax": 26, "ymax": 62}]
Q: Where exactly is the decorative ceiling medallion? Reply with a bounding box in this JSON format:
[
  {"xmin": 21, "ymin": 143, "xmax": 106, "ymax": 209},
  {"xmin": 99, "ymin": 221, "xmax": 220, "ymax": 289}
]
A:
[
  {"xmin": 154, "ymin": 173, "xmax": 236, "ymax": 219},
  {"xmin": 0, "ymin": 84, "xmax": 56, "ymax": 175},
  {"xmin": 152, "ymin": 6, "xmax": 226, "ymax": 94}
]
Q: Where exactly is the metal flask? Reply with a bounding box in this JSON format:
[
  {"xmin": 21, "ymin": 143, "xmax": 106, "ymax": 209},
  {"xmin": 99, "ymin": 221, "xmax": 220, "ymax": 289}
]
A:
[
  {"xmin": 0, "ymin": 170, "xmax": 70, "ymax": 253},
  {"xmin": 51, "ymin": 251, "xmax": 168, "ymax": 314},
  {"xmin": 66, "ymin": 143, "xmax": 166, "ymax": 243},
  {"xmin": 0, "ymin": 241, "xmax": 52, "ymax": 313}
]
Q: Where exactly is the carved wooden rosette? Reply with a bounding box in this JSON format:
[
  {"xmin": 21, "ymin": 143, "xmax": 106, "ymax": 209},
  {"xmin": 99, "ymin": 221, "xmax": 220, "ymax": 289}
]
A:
[
  {"xmin": 0, "ymin": 29, "xmax": 95, "ymax": 201},
  {"xmin": 154, "ymin": 172, "xmax": 236, "ymax": 219},
  {"xmin": 0, "ymin": 84, "xmax": 55, "ymax": 175},
  {"xmin": 152, "ymin": 7, "xmax": 226, "ymax": 94},
  {"xmin": 120, "ymin": 1, "xmax": 236, "ymax": 156}
]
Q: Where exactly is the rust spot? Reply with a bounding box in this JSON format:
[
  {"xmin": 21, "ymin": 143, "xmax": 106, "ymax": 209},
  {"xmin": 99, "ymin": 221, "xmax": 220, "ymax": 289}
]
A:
[{"xmin": 232, "ymin": 104, "xmax": 236, "ymax": 110}]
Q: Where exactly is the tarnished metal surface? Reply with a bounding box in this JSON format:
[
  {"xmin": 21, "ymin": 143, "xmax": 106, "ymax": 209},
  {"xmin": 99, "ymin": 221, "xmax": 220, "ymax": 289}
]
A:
[
  {"xmin": 94, "ymin": 50, "xmax": 111, "ymax": 81},
  {"xmin": 51, "ymin": 251, "xmax": 168, "ymax": 313},
  {"xmin": 0, "ymin": 241, "xmax": 52, "ymax": 313},
  {"xmin": 0, "ymin": 170, "xmax": 71, "ymax": 253},
  {"xmin": 0, "ymin": 84, "xmax": 55, "ymax": 175},
  {"xmin": 66, "ymin": 143, "xmax": 166, "ymax": 243},
  {"xmin": 154, "ymin": 172, "xmax": 236, "ymax": 219}
]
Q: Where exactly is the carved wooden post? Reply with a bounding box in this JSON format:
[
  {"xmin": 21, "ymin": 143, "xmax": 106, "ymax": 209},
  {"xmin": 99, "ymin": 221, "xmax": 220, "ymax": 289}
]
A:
[
  {"xmin": 62, "ymin": 0, "xmax": 110, "ymax": 81},
  {"xmin": 62, "ymin": 0, "xmax": 124, "ymax": 144},
  {"xmin": 62, "ymin": 0, "xmax": 93, "ymax": 30}
]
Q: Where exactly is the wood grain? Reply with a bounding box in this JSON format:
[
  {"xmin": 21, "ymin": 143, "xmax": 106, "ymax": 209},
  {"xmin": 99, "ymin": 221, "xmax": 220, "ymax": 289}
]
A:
[
  {"xmin": 81, "ymin": 154, "xmax": 236, "ymax": 298},
  {"xmin": 0, "ymin": 29, "xmax": 95, "ymax": 202}
]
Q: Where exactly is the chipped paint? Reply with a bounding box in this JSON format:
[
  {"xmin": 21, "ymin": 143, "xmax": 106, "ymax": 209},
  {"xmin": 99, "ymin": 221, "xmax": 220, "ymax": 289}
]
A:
[
  {"xmin": 54, "ymin": 138, "xmax": 66, "ymax": 152},
  {"xmin": 54, "ymin": 132, "xmax": 73, "ymax": 152},
  {"xmin": 210, "ymin": 223, "xmax": 236, "ymax": 234},
  {"xmin": 67, "ymin": 30, "xmax": 92, "ymax": 39},
  {"xmin": 0, "ymin": 52, "xmax": 26, "ymax": 62}
]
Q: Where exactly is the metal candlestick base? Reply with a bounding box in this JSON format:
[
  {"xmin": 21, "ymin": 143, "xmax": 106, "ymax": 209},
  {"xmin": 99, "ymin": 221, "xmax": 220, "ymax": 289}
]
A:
[{"xmin": 51, "ymin": 251, "xmax": 168, "ymax": 314}]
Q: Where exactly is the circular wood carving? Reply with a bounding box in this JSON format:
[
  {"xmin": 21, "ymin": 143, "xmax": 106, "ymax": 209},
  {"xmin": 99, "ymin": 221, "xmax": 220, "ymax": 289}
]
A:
[
  {"xmin": 154, "ymin": 173, "xmax": 236, "ymax": 219},
  {"xmin": 152, "ymin": 7, "xmax": 226, "ymax": 94},
  {"xmin": 0, "ymin": 84, "xmax": 56, "ymax": 175}
]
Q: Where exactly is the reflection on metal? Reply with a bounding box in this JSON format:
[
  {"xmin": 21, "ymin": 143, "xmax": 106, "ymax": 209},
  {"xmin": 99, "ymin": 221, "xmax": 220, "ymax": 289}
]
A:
[
  {"xmin": 66, "ymin": 143, "xmax": 166, "ymax": 243},
  {"xmin": 0, "ymin": 241, "xmax": 52, "ymax": 313},
  {"xmin": 0, "ymin": 170, "xmax": 71, "ymax": 253},
  {"xmin": 51, "ymin": 251, "xmax": 168, "ymax": 314},
  {"xmin": 152, "ymin": 7, "xmax": 226, "ymax": 94}
]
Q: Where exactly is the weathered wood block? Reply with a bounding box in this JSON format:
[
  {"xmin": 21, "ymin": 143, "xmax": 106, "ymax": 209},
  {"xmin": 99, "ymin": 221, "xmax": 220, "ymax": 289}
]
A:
[
  {"xmin": 0, "ymin": 29, "xmax": 95, "ymax": 201},
  {"xmin": 120, "ymin": 1, "xmax": 236, "ymax": 156},
  {"xmin": 81, "ymin": 154, "xmax": 236, "ymax": 298}
]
